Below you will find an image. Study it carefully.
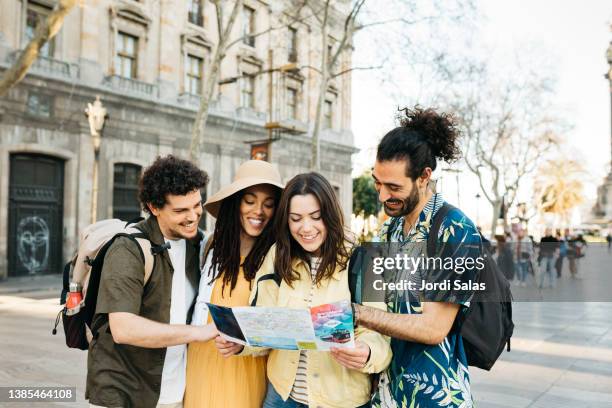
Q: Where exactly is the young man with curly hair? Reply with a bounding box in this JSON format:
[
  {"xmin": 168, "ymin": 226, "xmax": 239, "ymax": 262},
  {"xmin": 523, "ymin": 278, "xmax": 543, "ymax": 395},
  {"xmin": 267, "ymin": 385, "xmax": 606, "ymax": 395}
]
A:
[
  {"xmin": 86, "ymin": 155, "xmax": 218, "ymax": 408},
  {"xmin": 339, "ymin": 108, "xmax": 482, "ymax": 408}
]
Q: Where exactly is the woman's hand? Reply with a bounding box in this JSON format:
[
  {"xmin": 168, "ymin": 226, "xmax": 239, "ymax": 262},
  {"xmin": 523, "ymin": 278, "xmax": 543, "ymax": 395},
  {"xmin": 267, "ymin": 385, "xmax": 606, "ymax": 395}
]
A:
[
  {"xmin": 330, "ymin": 340, "xmax": 370, "ymax": 370},
  {"xmin": 214, "ymin": 336, "xmax": 244, "ymax": 357}
]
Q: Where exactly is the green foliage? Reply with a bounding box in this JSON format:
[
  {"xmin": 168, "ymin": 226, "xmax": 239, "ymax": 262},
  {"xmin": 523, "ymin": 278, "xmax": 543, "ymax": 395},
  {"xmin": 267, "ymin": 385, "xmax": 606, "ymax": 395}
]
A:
[{"xmin": 352, "ymin": 171, "xmax": 379, "ymax": 217}]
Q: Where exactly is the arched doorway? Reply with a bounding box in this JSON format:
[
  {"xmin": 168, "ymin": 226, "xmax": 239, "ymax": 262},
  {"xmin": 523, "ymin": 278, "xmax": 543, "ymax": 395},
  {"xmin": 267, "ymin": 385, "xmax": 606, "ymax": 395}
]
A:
[{"xmin": 7, "ymin": 154, "xmax": 64, "ymax": 276}]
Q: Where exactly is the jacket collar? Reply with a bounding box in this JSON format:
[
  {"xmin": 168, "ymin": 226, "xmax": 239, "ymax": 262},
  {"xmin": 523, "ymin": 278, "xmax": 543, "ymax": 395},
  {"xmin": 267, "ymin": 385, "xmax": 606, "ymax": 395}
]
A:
[
  {"xmin": 137, "ymin": 216, "xmax": 202, "ymax": 260},
  {"xmin": 292, "ymin": 256, "xmax": 343, "ymax": 281}
]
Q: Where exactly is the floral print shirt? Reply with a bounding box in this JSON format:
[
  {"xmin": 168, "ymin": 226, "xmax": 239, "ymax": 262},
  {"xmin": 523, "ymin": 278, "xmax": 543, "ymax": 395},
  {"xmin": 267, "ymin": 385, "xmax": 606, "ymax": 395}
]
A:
[{"xmin": 372, "ymin": 193, "xmax": 481, "ymax": 408}]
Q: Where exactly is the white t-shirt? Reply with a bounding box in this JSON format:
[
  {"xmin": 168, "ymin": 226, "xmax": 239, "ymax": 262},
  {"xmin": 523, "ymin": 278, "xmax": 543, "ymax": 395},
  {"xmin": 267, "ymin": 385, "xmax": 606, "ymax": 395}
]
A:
[{"xmin": 158, "ymin": 238, "xmax": 196, "ymax": 404}]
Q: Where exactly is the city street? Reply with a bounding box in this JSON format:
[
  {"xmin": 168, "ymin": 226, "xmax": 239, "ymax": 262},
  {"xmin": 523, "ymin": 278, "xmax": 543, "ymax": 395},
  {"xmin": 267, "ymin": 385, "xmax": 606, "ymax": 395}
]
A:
[{"xmin": 1, "ymin": 247, "xmax": 611, "ymax": 407}]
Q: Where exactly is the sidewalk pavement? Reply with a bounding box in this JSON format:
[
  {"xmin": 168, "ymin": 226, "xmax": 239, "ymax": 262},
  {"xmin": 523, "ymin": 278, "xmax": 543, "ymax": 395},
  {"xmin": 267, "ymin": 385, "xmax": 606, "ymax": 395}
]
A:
[{"xmin": 0, "ymin": 274, "xmax": 63, "ymax": 299}]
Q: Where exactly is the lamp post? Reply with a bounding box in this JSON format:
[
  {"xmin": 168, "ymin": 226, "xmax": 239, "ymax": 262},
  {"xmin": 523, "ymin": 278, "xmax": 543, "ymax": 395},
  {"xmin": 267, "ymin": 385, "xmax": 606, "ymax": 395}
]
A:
[
  {"xmin": 475, "ymin": 193, "xmax": 481, "ymax": 227},
  {"xmin": 442, "ymin": 167, "xmax": 462, "ymax": 206},
  {"xmin": 85, "ymin": 96, "xmax": 107, "ymax": 223}
]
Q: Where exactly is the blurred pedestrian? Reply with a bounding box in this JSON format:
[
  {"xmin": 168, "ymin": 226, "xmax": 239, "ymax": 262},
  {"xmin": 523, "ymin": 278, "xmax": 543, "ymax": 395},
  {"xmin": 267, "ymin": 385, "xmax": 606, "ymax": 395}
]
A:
[
  {"xmin": 515, "ymin": 229, "xmax": 534, "ymax": 286},
  {"xmin": 567, "ymin": 234, "xmax": 586, "ymax": 278},
  {"xmin": 555, "ymin": 230, "xmax": 567, "ymax": 278},
  {"xmin": 538, "ymin": 228, "xmax": 559, "ymax": 288},
  {"xmin": 606, "ymin": 233, "xmax": 611, "ymax": 253},
  {"xmin": 496, "ymin": 235, "xmax": 515, "ymax": 281}
]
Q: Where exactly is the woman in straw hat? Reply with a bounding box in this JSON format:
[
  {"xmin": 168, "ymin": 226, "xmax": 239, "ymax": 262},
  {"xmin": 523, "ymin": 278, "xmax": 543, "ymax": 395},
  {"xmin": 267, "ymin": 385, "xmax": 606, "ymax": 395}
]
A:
[
  {"xmin": 184, "ymin": 160, "xmax": 283, "ymax": 408},
  {"xmin": 215, "ymin": 172, "xmax": 391, "ymax": 408}
]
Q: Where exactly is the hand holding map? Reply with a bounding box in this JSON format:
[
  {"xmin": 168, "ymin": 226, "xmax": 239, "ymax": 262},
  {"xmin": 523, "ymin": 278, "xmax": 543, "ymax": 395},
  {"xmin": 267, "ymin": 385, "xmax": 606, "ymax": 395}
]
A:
[{"xmin": 207, "ymin": 300, "xmax": 355, "ymax": 351}]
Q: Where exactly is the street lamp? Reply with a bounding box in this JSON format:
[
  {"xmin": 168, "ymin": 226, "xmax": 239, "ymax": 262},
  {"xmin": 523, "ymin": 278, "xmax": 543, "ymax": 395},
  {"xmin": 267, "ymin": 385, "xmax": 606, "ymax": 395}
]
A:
[
  {"xmin": 475, "ymin": 193, "xmax": 481, "ymax": 227},
  {"xmin": 442, "ymin": 167, "xmax": 462, "ymax": 206},
  {"xmin": 85, "ymin": 96, "xmax": 107, "ymax": 223}
]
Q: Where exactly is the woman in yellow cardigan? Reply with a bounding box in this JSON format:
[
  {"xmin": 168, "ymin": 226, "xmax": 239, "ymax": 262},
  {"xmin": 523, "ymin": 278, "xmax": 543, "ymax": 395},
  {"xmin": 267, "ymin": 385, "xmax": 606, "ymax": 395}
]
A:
[{"xmin": 216, "ymin": 172, "xmax": 392, "ymax": 408}]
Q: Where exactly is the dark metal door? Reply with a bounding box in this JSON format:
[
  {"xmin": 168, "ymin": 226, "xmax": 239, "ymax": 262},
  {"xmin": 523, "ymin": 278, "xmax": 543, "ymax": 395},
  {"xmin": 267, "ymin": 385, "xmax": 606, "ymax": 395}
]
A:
[{"xmin": 8, "ymin": 154, "xmax": 64, "ymax": 276}]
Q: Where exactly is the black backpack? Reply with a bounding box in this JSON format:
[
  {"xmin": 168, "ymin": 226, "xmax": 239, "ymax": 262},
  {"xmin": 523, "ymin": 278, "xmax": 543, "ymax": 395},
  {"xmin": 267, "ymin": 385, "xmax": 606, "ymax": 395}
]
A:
[
  {"xmin": 348, "ymin": 204, "xmax": 514, "ymax": 371},
  {"xmin": 427, "ymin": 203, "xmax": 514, "ymax": 371}
]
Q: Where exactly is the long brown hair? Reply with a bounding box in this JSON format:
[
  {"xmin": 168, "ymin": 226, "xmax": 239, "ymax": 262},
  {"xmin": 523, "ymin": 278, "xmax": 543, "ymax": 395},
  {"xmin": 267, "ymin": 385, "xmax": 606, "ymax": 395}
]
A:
[
  {"xmin": 274, "ymin": 172, "xmax": 349, "ymax": 286},
  {"xmin": 210, "ymin": 187, "xmax": 281, "ymax": 293}
]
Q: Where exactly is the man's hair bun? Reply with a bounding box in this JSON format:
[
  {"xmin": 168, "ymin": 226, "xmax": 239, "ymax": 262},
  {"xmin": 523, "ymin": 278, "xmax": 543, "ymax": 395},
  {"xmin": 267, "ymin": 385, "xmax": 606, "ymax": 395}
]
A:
[{"xmin": 398, "ymin": 106, "xmax": 461, "ymax": 163}]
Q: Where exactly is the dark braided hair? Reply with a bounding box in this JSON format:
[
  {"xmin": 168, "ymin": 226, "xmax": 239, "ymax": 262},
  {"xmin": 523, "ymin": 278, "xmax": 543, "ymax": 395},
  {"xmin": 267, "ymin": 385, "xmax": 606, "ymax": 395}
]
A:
[
  {"xmin": 376, "ymin": 106, "xmax": 461, "ymax": 179},
  {"xmin": 209, "ymin": 189, "xmax": 280, "ymax": 294}
]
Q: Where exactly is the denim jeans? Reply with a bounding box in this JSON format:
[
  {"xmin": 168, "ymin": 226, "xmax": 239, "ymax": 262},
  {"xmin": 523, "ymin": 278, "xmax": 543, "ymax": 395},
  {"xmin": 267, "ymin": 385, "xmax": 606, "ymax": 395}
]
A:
[
  {"xmin": 517, "ymin": 260, "xmax": 530, "ymax": 283},
  {"xmin": 262, "ymin": 382, "xmax": 371, "ymax": 408},
  {"xmin": 539, "ymin": 255, "xmax": 556, "ymax": 288}
]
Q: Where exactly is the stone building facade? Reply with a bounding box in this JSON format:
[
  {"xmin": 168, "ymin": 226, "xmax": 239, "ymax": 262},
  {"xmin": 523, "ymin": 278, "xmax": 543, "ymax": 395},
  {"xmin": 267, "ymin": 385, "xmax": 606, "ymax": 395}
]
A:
[{"xmin": 0, "ymin": 0, "xmax": 356, "ymax": 279}]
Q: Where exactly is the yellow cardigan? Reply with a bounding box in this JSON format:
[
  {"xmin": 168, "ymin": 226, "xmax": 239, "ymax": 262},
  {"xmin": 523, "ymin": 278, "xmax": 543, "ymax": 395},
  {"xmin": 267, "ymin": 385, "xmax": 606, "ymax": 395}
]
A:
[{"xmin": 244, "ymin": 244, "xmax": 392, "ymax": 408}]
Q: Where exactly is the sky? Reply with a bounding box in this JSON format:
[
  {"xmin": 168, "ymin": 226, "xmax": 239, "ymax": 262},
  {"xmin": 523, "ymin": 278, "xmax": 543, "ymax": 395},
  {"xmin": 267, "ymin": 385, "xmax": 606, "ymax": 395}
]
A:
[{"xmin": 351, "ymin": 0, "xmax": 612, "ymax": 230}]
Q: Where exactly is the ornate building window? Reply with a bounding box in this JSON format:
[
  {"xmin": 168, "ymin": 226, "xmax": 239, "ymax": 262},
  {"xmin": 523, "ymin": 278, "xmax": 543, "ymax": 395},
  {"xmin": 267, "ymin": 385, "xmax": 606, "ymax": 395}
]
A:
[
  {"xmin": 288, "ymin": 27, "xmax": 298, "ymax": 62},
  {"xmin": 187, "ymin": 0, "xmax": 204, "ymax": 26},
  {"xmin": 287, "ymin": 87, "xmax": 298, "ymax": 119},
  {"xmin": 26, "ymin": 93, "xmax": 52, "ymax": 118},
  {"xmin": 241, "ymin": 74, "xmax": 255, "ymax": 109},
  {"xmin": 108, "ymin": 6, "xmax": 150, "ymax": 79},
  {"xmin": 113, "ymin": 163, "xmax": 142, "ymax": 221},
  {"xmin": 25, "ymin": 1, "xmax": 54, "ymax": 57},
  {"xmin": 324, "ymin": 99, "xmax": 333, "ymax": 129},
  {"xmin": 115, "ymin": 31, "xmax": 138, "ymax": 79},
  {"xmin": 185, "ymin": 54, "xmax": 204, "ymax": 94},
  {"xmin": 242, "ymin": 5, "xmax": 255, "ymax": 47}
]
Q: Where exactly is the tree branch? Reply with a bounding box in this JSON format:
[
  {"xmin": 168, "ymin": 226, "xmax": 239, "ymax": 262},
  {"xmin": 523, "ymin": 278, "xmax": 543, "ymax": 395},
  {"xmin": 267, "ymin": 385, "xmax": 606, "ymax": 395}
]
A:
[
  {"xmin": 0, "ymin": 0, "xmax": 77, "ymax": 97},
  {"xmin": 331, "ymin": 63, "xmax": 383, "ymax": 78},
  {"xmin": 225, "ymin": 0, "xmax": 311, "ymax": 49}
]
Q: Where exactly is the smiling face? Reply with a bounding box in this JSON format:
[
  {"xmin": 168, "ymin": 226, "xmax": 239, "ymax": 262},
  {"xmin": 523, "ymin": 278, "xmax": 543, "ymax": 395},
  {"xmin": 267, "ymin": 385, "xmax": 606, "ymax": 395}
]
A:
[
  {"xmin": 288, "ymin": 193, "xmax": 327, "ymax": 256},
  {"xmin": 372, "ymin": 159, "xmax": 422, "ymax": 217},
  {"xmin": 239, "ymin": 184, "xmax": 277, "ymax": 238},
  {"xmin": 149, "ymin": 189, "xmax": 203, "ymax": 240}
]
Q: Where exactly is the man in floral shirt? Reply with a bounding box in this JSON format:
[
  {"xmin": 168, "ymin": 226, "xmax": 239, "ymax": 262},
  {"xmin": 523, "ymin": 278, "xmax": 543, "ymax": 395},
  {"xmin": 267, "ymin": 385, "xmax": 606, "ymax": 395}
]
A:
[{"xmin": 345, "ymin": 107, "xmax": 481, "ymax": 408}]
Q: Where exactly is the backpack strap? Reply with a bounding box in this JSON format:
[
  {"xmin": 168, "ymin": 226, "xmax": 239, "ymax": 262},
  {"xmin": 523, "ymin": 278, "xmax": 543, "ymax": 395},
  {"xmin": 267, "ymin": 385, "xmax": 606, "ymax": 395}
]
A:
[
  {"xmin": 348, "ymin": 246, "xmax": 366, "ymax": 304},
  {"xmin": 133, "ymin": 237, "xmax": 155, "ymax": 284},
  {"xmin": 250, "ymin": 273, "xmax": 281, "ymax": 306},
  {"xmin": 426, "ymin": 203, "xmax": 456, "ymax": 257},
  {"xmin": 119, "ymin": 230, "xmax": 156, "ymax": 285}
]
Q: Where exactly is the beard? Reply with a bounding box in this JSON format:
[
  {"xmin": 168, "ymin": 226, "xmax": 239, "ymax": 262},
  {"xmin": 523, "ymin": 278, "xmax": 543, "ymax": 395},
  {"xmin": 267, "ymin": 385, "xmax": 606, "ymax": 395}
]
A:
[{"xmin": 383, "ymin": 186, "xmax": 420, "ymax": 218}]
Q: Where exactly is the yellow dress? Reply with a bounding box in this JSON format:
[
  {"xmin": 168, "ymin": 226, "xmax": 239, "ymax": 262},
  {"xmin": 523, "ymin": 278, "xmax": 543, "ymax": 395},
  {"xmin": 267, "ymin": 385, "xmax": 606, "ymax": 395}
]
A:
[{"xmin": 184, "ymin": 266, "xmax": 267, "ymax": 408}]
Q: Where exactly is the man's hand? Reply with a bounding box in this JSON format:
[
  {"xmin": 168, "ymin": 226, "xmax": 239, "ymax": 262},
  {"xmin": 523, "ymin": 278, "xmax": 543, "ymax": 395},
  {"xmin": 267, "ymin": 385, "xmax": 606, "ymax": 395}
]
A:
[
  {"xmin": 214, "ymin": 336, "xmax": 244, "ymax": 357},
  {"xmin": 108, "ymin": 312, "xmax": 220, "ymax": 348},
  {"xmin": 194, "ymin": 323, "xmax": 219, "ymax": 342},
  {"xmin": 330, "ymin": 341, "xmax": 370, "ymax": 370},
  {"xmin": 354, "ymin": 302, "xmax": 459, "ymax": 345}
]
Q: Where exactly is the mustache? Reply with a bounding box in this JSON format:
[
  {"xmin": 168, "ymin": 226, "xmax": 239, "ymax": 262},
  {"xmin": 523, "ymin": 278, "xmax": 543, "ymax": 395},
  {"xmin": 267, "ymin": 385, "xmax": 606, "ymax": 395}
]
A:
[{"xmin": 385, "ymin": 199, "xmax": 403, "ymax": 205}]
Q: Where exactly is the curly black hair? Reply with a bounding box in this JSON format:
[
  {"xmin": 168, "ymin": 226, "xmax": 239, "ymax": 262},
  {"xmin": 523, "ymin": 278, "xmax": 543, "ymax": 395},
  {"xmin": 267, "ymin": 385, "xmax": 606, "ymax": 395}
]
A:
[
  {"xmin": 376, "ymin": 106, "xmax": 461, "ymax": 179},
  {"xmin": 139, "ymin": 155, "xmax": 209, "ymax": 213}
]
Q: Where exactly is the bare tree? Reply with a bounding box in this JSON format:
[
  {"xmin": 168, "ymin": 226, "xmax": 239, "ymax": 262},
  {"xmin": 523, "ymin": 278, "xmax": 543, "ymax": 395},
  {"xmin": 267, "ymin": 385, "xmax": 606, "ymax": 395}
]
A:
[
  {"xmin": 188, "ymin": 0, "xmax": 309, "ymax": 161},
  {"xmin": 0, "ymin": 0, "xmax": 77, "ymax": 97},
  {"xmin": 302, "ymin": 0, "xmax": 474, "ymax": 170},
  {"xmin": 447, "ymin": 61, "xmax": 565, "ymax": 234},
  {"xmin": 189, "ymin": 0, "xmax": 244, "ymax": 161}
]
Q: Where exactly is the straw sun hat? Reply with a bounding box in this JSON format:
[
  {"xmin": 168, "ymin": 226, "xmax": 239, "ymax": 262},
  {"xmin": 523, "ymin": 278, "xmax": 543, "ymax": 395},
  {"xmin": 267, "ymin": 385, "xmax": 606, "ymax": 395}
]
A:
[{"xmin": 204, "ymin": 160, "xmax": 284, "ymax": 218}]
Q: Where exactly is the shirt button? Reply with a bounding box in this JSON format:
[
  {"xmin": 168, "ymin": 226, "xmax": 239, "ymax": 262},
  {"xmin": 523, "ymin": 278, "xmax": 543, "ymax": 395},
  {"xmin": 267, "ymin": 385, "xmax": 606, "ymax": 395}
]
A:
[{"xmin": 313, "ymin": 373, "xmax": 319, "ymax": 378}]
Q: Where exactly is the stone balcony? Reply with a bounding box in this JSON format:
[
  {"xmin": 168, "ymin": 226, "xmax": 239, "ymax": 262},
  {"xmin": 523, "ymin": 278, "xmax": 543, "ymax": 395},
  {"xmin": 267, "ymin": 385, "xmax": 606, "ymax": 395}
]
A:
[
  {"xmin": 177, "ymin": 92, "xmax": 202, "ymax": 107},
  {"xmin": 236, "ymin": 106, "xmax": 267, "ymax": 122},
  {"xmin": 102, "ymin": 75, "xmax": 159, "ymax": 99},
  {"xmin": 6, "ymin": 51, "xmax": 79, "ymax": 80}
]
